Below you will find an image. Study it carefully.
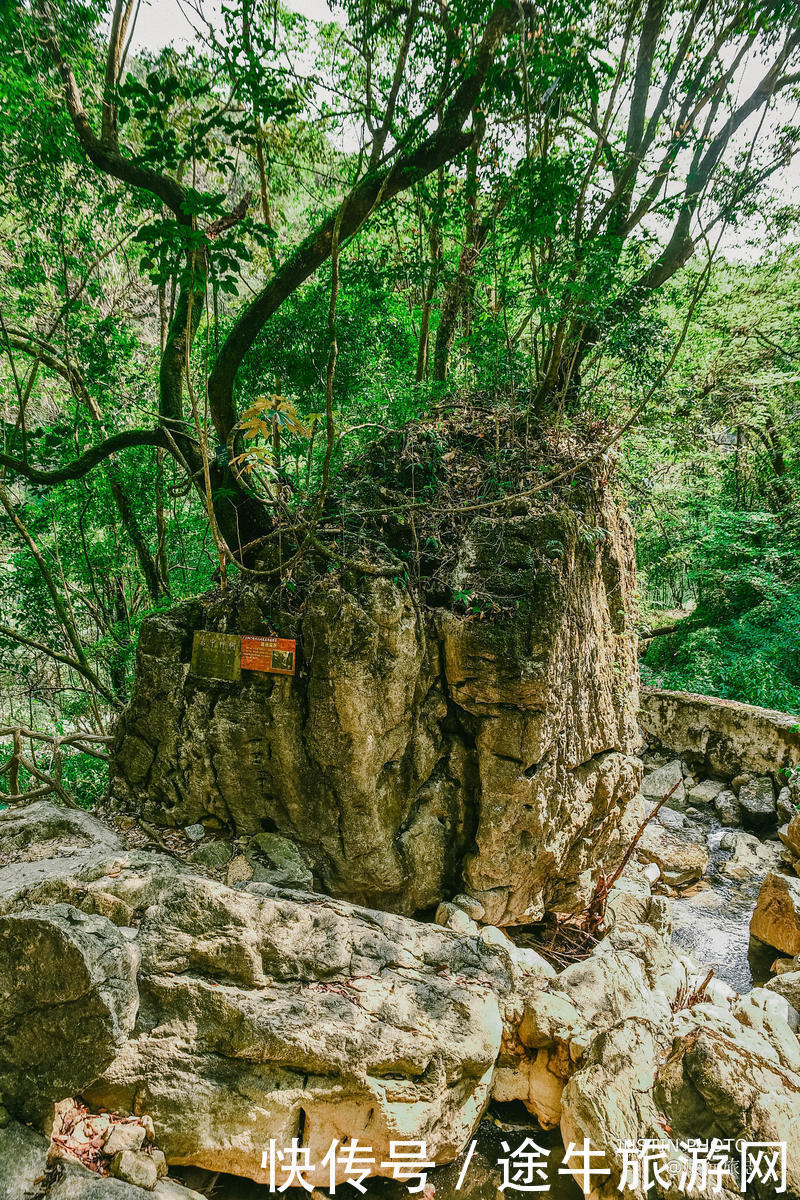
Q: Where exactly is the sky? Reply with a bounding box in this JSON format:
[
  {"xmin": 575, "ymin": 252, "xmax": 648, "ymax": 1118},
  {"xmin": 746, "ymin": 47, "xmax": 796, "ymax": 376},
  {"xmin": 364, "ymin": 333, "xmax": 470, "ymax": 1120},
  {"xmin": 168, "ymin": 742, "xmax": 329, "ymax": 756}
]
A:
[{"xmin": 126, "ymin": 0, "xmax": 800, "ymax": 261}]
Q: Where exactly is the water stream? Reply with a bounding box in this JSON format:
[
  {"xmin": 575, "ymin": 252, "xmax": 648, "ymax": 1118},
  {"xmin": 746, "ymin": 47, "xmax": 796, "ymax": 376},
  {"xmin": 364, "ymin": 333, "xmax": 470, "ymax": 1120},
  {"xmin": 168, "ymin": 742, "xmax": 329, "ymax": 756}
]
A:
[{"xmin": 667, "ymin": 817, "xmax": 779, "ymax": 992}]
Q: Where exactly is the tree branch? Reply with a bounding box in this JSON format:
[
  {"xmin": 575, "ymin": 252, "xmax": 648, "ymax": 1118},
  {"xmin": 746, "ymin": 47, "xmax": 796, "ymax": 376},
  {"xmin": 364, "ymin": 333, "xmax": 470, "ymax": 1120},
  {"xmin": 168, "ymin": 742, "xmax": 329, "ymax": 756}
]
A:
[
  {"xmin": 0, "ymin": 428, "xmax": 171, "ymax": 485},
  {"xmin": 208, "ymin": 0, "xmax": 519, "ymax": 442}
]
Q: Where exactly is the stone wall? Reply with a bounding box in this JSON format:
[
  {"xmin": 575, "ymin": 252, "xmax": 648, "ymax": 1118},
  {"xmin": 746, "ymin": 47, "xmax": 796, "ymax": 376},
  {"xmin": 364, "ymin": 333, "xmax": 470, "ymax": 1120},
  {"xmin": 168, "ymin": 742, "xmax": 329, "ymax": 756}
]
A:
[
  {"xmin": 640, "ymin": 686, "xmax": 800, "ymax": 782},
  {"xmin": 110, "ymin": 490, "xmax": 641, "ymax": 926}
]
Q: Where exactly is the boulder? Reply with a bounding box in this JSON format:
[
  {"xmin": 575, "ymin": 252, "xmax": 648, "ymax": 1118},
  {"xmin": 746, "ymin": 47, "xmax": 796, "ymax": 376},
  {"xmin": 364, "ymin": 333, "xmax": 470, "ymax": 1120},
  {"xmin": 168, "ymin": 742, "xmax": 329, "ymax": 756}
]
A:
[
  {"xmin": 0, "ymin": 800, "xmax": 120, "ymax": 860},
  {"xmin": 739, "ymin": 775, "xmax": 778, "ymax": 834},
  {"xmin": 777, "ymin": 786, "xmax": 795, "ymax": 825},
  {"xmin": 635, "ymin": 821, "xmax": 709, "ymax": 886},
  {"xmin": 109, "ymin": 492, "xmax": 642, "ymax": 927},
  {"xmin": 0, "ymin": 903, "xmax": 139, "ymax": 1119},
  {"xmin": 640, "ymin": 759, "xmax": 685, "ymax": 809},
  {"xmin": 687, "ymin": 778, "xmax": 725, "ymax": 805},
  {"xmin": 110, "ymin": 1149, "xmax": 159, "ymax": 1190},
  {"xmin": 79, "ymin": 874, "xmax": 512, "ymax": 1185},
  {"xmin": 560, "ymin": 992, "xmax": 800, "ymax": 1199},
  {"xmin": 750, "ymin": 872, "xmax": 800, "ymax": 956},
  {"xmin": 782, "ymin": 813, "xmax": 800, "ymax": 857},
  {"xmin": 719, "ymin": 830, "xmax": 783, "ymax": 881},
  {"xmin": 0, "ymin": 821, "xmax": 515, "ymax": 1189},
  {"xmin": 185, "ymin": 838, "xmax": 232, "ymax": 871},
  {"xmin": 714, "ymin": 788, "xmax": 741, "ymax": 827},
  {"xmin": 655, "ymin": 1004, "xmax": 800, "ymax": 1199},
  {"xmin": 766, "ymin": 970, "xmax": 800, "ymax": 1013},
  {"xmin": 0, "ymin": 1120, "xmax": 204, "ymax": 1200},
  {"xmin": 245, "ymin": 831, "xmax": 313, "ymax": 890}
]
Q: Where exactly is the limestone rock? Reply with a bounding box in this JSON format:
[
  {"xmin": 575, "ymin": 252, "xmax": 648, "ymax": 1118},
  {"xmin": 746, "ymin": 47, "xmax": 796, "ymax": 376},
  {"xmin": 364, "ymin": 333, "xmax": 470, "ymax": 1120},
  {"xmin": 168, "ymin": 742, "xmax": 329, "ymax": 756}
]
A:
[
  {"xmin": 0, "ymin": 818, "xmax": 515, "ymax": 1188},
  {"xmin": 0, "ymin": 800, "xmax": 120, "ymax": 861},
  {"xmin": 778, "ymin": 786, "xmax": 795, "ymax": 824},
  {"xmin": 183, "ymin": 824, "xmax": 205, "ymax": 842},
  {"xmin": 451, "ymin": 893, "xmax": 485, "ymax": 921},
  {"xmin": 687, "ymin": 778, "xmax": 725, "ymax": 805},
  {"xmin": 0, "ymin": 1120, "xmax": 204, "ymax": 1200},
  {"xmin": 714, "ymin": 788, "xmax": 741, "ymax": 827},
  {"xmin": 0, "ymin": 903, "xmax": 139, "ymax": 1119},
  {"xmin": 78, "ymin": 874, "xmax": 512, "ymax": 1185},
  {"xmin": 109, "ymin": 492, "xmax": 642, "ymax": 926},
  {"xmin": 719, "ymin": 830, "xmax": 782, "ymax": 881},
  {"xmin": 104, "ymin": 1123, "xmax": 146, "ymax": 1155},
  {"xmin": 783, "ymin": 813, "xmax": 800, "ymax": 857},
  {"xmin": 110, "ymin": 1149, "xmax": 158, "ymax": 1190},
  {"xmin": 640, "ymin": 759, "xmax": 685, "ymax": 809},
  {"xmin": 655, "ymin": 1005, "xmax": 800, "ymax": 1197},
  {"xmin": 750, "ymin": 872, "xmax": 800, "ymax": 956},
  {"xmin": 635, "ymin": 821, "xmax": 709, "ymax": 886},
  {"xmin": 766, "ymin": 970, "xmax": 800, "ymax": 1013},
  {"xmin": 639, "ymin": 687, "xmax": 800, "ymax": 780},
  {"xmin": 560, "ymin": 1018, "xmax": 664, "ymax": 1196},
  {"xmin": 186, "ymin": 839, "xmax": 232, "ymax": 871},
  {"xmin": 738, "ymin": 775, "xmax": 778, "ymax": 834},
  {"xmin": 246, "ymin": 831, "xmax": 313, "ymax": 889},
  {"xmin": 560, "ymin": 993, "xmax": 800, "ymax": 1199},
  {"xmin": 497, "ymin": 906, "xmax": 683, "ymax": 1131},
  {"xmin": 225, "ymin": 854, "xmax": 253, "ymax": 886}
]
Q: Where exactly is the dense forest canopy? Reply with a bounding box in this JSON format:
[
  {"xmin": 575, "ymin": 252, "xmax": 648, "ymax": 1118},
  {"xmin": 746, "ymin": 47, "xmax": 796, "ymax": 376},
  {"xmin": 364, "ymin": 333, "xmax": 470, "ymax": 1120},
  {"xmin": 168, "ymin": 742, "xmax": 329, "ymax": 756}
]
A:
[{"xmin": 0, "ymin": 0, "xmax": 799, "ymax": 796}]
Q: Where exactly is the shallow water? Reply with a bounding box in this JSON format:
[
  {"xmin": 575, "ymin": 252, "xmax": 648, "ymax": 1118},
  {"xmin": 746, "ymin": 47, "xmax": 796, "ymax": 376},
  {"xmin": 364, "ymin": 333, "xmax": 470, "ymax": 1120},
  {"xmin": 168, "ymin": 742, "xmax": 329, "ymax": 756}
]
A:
[{"xmin": 668, "ymin": 818, "xmax": 778, "ymax": 991}]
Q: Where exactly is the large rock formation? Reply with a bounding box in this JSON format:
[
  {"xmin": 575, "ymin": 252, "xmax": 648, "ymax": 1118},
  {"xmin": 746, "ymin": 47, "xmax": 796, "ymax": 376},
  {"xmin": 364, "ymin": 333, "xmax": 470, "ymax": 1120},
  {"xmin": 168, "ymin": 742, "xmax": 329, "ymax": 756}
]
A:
[
  {"xmin": 110, "ymin": 488, "xmax": 641, "ymax": 926},
  {"xmin": 0, "ymin": 803, "xmax": 513, "ymax": 1186},
  {"xmin": 640, "ymin": 687, "xmax": 800, "ymax": 782},
  {"xmin": 3, "ymin": 802, "xmax": 800, "ymax": 1198}
]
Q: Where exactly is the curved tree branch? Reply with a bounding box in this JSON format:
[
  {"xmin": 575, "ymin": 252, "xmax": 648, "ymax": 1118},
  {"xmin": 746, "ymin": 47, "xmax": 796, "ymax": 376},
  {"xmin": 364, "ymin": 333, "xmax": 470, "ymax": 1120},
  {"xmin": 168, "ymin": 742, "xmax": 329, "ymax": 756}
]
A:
[{"xmin": 0, "ymin": 428, "xmax": 171, "ymax": 485}]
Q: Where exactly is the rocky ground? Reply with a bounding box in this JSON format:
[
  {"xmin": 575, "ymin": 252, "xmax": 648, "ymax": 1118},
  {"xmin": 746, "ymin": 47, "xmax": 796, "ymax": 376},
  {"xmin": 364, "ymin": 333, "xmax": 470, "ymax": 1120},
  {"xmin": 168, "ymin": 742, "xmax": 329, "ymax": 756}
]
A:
[{"xmin": 1, "ymin": 757, "xmax": 800, "ymax": 1200}]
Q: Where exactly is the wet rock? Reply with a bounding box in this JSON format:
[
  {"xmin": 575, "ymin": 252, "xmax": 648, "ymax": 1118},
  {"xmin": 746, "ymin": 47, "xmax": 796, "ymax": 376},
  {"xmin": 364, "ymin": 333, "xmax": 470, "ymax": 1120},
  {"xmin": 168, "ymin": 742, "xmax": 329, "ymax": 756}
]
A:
[
  {"xmin": 738, "ymin": 775, "xmax": 777, "ymax": 834},
  {"xmin": 714, "ymin": 788, "xmax": 741, "ymax": 826},
  {"xmin": 750, "ymin": 872, "xmax": 800, "ymax": 956},
  {"xmin": 0, "ymin": 903, "xmax": 140, "ymax": 1120},
  {"xmin": 654, "ymin": 805, "xmax": 691, "ymax": 832},
  {"xmin": 640, "ymin": 759, "xmax": 685, "ymax": 810},
  {"xmin": 719, "ymin": 830, "xmax": 783, "ymax": 881}
]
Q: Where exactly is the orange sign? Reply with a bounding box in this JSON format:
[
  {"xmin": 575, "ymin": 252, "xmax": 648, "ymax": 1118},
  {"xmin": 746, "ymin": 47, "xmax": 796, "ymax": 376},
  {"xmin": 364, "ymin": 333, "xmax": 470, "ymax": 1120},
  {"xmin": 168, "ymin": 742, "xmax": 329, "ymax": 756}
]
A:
[{"xmin": 241, "ymin": 635, "xmax": 296, "ymax": 675}]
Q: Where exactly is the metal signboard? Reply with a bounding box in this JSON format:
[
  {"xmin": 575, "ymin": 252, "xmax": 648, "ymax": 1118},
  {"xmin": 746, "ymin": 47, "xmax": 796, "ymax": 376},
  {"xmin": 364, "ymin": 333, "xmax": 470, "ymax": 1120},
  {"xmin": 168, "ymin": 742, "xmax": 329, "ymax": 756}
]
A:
[
  {"xmin": 241, "ymin": 635, "xmax": 296, "ymax": 676},
  {"xmin": 190, "ymin": 631, "xmax": 242, "ymax": 682}
]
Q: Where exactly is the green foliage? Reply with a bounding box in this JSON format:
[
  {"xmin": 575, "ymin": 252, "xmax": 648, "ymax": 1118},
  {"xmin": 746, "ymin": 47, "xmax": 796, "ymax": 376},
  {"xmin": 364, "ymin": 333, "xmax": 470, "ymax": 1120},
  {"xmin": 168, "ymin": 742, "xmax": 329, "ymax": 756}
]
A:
[{"xmin": 631, "ymin": 253, "xmax": 800, "ymax": 713}]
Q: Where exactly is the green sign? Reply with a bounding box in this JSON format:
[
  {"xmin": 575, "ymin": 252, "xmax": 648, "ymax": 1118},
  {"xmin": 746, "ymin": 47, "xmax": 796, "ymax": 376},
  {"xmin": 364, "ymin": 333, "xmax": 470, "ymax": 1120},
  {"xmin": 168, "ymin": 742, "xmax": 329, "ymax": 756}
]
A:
[{"xmin": 190, "ymin": 631, "xmax": 242, "ymax": 682}]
